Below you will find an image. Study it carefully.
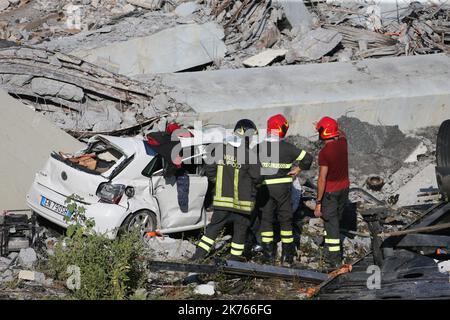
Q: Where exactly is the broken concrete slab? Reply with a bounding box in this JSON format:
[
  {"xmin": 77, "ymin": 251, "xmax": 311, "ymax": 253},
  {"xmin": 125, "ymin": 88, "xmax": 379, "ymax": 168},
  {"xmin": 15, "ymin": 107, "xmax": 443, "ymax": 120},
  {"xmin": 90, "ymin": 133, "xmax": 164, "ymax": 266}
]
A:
[
  {"xmin": 151, "ymin": 54, "xmax": 450, "ymax": 137},
  {"xmin": 31, "ymin": 78, "xmax": 84, "ymax": 102},
  {"xmin": 0, "ymin": 90, "xmax": 84, "ymax": 211},
  {"xmin": 396, "ymin": 164, "xmax": 439, "ymax": 207},
  {"xmin": 74, "ymin": 22, "xmax": 227, "ymax": 75},
  {"xmin": 92, "ymin": 105, "xmax": 123, "ymax": 132},
  {"xmin": 273, "ymin": 0, "xmax": 312, "ymax": 32},
  {"xmin": 286, "ymin": 28, "xmax": 343, "ymax": 62},
  {"xmin": 243, "ymin": 49, "xmax": 288, "ymax": 67},
  {"xmin": 0, "ymin": 46, "xmax": 168, "ymax": 125}
]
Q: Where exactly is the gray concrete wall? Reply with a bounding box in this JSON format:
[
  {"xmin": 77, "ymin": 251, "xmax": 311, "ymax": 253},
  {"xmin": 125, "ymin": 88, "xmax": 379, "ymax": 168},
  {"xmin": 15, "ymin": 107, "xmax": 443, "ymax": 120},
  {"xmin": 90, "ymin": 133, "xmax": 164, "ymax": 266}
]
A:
[
  {"xmin": 0, "ymin": 91, "xmax": 84, "ymax": 211},
  {"xmin": 155, "ymin": 54, "xmax": 450, "ymax": 137}
]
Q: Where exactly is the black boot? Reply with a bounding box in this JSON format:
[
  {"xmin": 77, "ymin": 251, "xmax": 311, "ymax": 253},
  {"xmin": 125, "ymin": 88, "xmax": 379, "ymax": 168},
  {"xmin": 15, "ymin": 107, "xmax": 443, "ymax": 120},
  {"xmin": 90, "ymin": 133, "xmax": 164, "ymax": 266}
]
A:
[
  {"xmin": 281, "ymin": 243, "xmax": 296, "ymax": 266},
  {"xmin": 189, "ymin": 247, "xmax": 208, "ymax": 262},
  {"xmin": 226, "ymin": 254, "xmax": 246, "ymax": 262},
  {"xmin": 323, "ymin": 252, "xmax": 342, "ymax": 272},
  {"xmin": 261, "ymin": 242, "xmax": 276, "ymax": 264}
]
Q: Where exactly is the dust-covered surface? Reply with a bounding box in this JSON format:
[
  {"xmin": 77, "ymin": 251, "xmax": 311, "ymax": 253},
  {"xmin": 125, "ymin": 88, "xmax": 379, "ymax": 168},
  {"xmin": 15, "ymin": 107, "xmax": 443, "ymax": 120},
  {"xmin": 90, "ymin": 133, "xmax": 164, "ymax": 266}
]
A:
[{"xmin": 287, "ymin": 116, "xmax": 438, "ymax": 198}]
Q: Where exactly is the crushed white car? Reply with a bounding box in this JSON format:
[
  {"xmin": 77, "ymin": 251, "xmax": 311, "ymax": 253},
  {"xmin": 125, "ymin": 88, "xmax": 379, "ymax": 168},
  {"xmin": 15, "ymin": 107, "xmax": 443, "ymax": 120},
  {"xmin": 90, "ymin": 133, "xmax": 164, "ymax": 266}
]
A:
[{"xmin": 26, "ymin": 135, "xmax": 209, "ymax": 239}]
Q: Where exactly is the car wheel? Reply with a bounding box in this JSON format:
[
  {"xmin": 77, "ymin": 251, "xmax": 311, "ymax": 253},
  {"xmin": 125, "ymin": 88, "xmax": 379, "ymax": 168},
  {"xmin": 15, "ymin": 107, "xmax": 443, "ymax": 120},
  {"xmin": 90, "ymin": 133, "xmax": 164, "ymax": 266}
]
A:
[{"xmin": 120, "ymin": 210, "xmax": 157, "ymax": 236}]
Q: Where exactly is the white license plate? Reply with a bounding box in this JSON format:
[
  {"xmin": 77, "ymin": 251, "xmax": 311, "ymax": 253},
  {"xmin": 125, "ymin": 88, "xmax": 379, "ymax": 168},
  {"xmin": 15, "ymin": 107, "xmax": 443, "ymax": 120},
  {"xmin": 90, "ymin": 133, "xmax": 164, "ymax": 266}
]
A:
[{"xmin": 40, "ymin": 196, "xmax": 71, "ymax": 218}]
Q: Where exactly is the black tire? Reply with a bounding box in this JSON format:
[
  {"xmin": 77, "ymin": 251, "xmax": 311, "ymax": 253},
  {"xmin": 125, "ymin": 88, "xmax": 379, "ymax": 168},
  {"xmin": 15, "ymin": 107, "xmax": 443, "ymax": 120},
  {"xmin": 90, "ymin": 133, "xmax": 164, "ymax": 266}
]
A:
[
  {"xmin": 119, "ymin": 210, "xmax": 157, "ymax": 237},
  {"xmin": 436, "ymin": 120, "xmax": 450, "ymax": 200}
]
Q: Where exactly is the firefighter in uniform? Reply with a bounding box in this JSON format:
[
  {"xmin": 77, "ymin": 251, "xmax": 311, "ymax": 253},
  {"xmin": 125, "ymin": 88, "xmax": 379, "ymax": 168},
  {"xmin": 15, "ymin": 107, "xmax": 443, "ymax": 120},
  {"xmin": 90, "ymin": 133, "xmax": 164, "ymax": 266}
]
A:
[
  {"xmin": 314, "ymin": 116, "xmax": 350, "ymax": 270},
  {"xmin": 258, "ymin": 114, "xmax": 313, "ymax": 265},
  {"xmin": 191, "ymin": 119, "xmax": 261, "ymax": 261}
]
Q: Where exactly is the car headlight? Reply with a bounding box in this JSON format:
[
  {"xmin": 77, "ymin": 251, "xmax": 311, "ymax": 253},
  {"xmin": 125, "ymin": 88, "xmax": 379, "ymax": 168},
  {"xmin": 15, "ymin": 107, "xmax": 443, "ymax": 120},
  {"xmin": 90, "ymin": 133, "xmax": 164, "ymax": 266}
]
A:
[{"xmin": 96, "ymin": 183, "xmax": 126, "ymax": 204}]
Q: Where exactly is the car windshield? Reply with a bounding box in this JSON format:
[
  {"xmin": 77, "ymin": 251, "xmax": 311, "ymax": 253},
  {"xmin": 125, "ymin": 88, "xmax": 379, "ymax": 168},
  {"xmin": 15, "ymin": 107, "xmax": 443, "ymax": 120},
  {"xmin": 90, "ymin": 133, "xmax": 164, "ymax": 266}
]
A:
[{"xmin": 52, "ymin": 138, "xmax": 125, "ymax": 176}]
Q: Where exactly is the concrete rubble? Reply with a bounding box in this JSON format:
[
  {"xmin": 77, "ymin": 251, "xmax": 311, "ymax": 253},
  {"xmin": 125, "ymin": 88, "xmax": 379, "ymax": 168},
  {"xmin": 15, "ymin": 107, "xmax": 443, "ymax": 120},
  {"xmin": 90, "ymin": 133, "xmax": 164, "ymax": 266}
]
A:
[
  {"xmin": 17, "ymin": 247, "xmax": 37, "ymax": 269},
  {"xmin": 0, "ymin": 46, "xmax": 192, "ymax": 135},
  {"xmin": 145, "ymin": 236, "xmax": 196, "ymax": 260},
  {"xmin": 1, "ymin": 0, "xmax": 450, "ymax": 71}
]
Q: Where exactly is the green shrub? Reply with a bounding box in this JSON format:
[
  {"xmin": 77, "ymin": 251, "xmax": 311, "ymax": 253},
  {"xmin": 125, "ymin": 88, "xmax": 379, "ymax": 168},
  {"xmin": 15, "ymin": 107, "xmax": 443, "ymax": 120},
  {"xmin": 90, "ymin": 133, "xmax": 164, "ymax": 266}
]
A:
[{"xmin": 47, "ymin": 195, "xmax": 147, "ymax": 300}]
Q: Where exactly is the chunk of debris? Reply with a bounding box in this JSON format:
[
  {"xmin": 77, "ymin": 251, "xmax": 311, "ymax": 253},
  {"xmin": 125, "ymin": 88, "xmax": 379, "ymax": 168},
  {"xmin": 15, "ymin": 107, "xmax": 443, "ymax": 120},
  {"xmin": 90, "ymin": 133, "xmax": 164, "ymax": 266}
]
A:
[
  {"xmin": 256, "ymin": 20, "xmax": 281, "ymax": 49},
  {"xmin": 74, "ymin": 22, "xmax": 227, "ymax": 75},
  {"xmin": 437, "ymin": 260, "xmax": 450, "ymax": 274},
  {"xmin": 18, "ymin": 248, "xmax": 37, "ymax": 269},
  {"xmin": 31, "ymin": 78, "xmax": 84, "ymax": 102},
  {"xmin": 18, "ymin": 270, "xmax": 45, "ymax": 283},
  {"xmin": 0, "ymin": 257, "xmax": 12, "ymax": 272},
  {"xmin": 404, "ymin": 142, "xmax": 428, "ymax": 163},
  {"xmin": 396, "ymin": 164, "xmax": 439, "ymax": 207},
  {"xmin": 0, "ymin": 269, "xmax": 13, "ymax": 283},
  {"xmin": 194, "ymin": 281, "xmax": 215, "ymax": 296},
  {"xmin": 338, "ymin": 116, "xmax": 421, "ymax": 177},
  {"xmin": 145, "ymin": 236, "xmax": 196, "ymax": 260},
  {"xmin": 7, "ymin": 252, "xmax": 18, "ymax": 261},
  {"xmin": 243, "ymin": 49, "xmax": 288, "ymax": 67},
  {"xmin": 273, "ymin": 0, "xmax": 312, "ymax": 32},
  {"xmin": 174, "ymin": 2, "xmax": 200, "ymax": 17},
  {"xmin": 286, "ymin": 28, "xmax": 343, "ymax": 63},
  {"xmin": 91, "ymin": 105, "xmax": 123, "ymax": 132}
]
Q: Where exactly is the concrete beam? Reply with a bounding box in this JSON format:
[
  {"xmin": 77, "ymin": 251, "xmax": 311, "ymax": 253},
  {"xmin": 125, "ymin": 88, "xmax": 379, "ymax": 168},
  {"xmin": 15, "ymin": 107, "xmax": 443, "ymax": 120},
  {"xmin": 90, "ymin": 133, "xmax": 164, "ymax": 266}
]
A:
[
  {"xmin": 151, "ymin": 54, "xmax": 450, "ymax": 137},
  {"xmin": 0, "ymin": 91, "xmax": 84, "ymax": 210}
]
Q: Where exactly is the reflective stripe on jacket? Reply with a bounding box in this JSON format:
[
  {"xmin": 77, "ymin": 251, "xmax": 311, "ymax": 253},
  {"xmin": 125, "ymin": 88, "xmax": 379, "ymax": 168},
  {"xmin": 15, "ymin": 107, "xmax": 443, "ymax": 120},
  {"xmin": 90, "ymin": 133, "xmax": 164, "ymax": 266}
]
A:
[
  {"xmin": 259, "ymin": 139, "xmax": 313, "ymax": 185},
  {"xmin": 205, "ymin": 142, "xmax": 262, "ymax": 214}
]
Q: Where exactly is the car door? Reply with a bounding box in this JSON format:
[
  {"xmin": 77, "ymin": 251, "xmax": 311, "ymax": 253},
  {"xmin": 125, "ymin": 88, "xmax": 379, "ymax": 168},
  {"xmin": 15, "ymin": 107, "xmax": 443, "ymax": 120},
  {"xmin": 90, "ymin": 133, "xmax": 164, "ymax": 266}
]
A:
[{"xmin": 150, "ymin": 159, "xmax": 208, "ymax": 229}]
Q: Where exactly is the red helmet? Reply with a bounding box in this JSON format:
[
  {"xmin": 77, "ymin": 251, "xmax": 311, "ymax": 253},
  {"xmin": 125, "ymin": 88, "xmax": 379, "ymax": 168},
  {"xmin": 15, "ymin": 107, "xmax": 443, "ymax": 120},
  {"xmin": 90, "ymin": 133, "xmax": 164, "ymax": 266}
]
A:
[
  {"xmin": 316, "ymin": 116, "xmax": 339, "ymax": 140},
  {"xmin": 166, "ymin": 122, "xmax": 182, "ymax": 134},
  {"xmin": 267, "ymin": 114, "xmax": 289, "ymax": 138}
]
